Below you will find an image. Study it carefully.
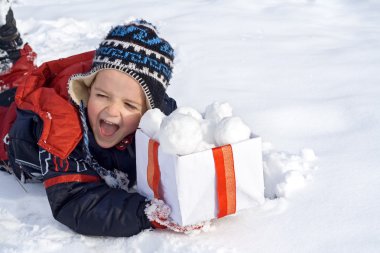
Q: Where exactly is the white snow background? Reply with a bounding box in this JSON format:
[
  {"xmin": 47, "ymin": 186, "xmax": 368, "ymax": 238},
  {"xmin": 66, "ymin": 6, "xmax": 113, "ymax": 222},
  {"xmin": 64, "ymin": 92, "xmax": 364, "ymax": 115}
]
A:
[{"xmin": 1, "ymin": 0, "xmax": 379, "ymax": 252}]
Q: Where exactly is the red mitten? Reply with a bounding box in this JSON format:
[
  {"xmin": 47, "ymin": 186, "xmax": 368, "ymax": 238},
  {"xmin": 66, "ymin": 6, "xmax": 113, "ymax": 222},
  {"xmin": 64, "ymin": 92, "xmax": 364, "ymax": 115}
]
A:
[{"xmin": 145, "ymin": 199, "xmax": 209, "ymax": 234}]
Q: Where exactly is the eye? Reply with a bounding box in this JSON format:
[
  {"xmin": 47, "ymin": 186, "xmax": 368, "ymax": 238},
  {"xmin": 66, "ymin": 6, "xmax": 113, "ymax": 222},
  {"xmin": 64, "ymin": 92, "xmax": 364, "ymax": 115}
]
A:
[
  {"xmin": 124, "ymin": 102, "xmax": 138, "ymax": 110},
  {"xmin": 96, "ymin": 93, "xmax": 108, "ymax": 98}
]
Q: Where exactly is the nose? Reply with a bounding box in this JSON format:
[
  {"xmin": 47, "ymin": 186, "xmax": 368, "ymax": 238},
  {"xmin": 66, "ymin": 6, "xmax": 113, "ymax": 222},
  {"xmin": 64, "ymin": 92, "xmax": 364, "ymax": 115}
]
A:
[{"xmin": 105, "ymin": 100, "xmax": 123, "ymax": 117}]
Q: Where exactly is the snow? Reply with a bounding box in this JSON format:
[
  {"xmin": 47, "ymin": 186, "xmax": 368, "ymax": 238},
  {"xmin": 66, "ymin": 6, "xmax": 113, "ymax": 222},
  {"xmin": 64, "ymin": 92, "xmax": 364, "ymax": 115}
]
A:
[
  {"xmin": 0, "ymin": 0, "xmax": 12, "ymax": 26},
  {"xmin": 174, "ymin": 106, "xmax": 203, "ymax": 121},
  {"xmin": 1, "ymin": 0, "xmax": 380, "ymax": 252},
  {"xmin": 159, "ymin": 113, "xmax": 203, "ymax": 155},
  {"xmin": 140, "ymin": 104, "xmax": 252, "ymax": 154},
  {"xmin": 213, "ymin": 116, "xmax": 251, "ymax": 146},
  {"xmin": 262, "ymin": 143, "xmax": 317, "ymax": 199},
  {"xmin": 138, "ymin": 108, "xmax": 165, "ymax": 140},
  {"xmin": 204, "ymin": 102, "xmax": 233, "ymax": 124}
]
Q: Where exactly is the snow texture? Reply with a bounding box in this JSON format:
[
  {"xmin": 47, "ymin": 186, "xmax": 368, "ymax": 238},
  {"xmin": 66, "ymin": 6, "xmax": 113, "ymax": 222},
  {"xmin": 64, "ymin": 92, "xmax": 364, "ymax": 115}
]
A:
[
  {"xmin": 263, "ymin": 143, "xmax": 317, "ymax": 199},
  {"xmin": 1, "ymin": 0, "xmax": 379, "ymax": 252},
  {"xmin": 0, "ymin": 0, "xmax": 12, "ymax": 26}
]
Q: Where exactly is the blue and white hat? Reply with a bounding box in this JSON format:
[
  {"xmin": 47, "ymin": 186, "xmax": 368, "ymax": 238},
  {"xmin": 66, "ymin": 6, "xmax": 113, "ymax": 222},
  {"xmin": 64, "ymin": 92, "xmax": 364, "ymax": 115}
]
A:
[{"xmin": 68, "ymin": 20, "xmax": 174, "ymax": 110}]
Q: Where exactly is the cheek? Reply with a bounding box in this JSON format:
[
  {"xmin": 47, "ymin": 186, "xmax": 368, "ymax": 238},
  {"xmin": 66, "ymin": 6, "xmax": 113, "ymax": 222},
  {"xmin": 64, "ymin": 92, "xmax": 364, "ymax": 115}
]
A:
[
  {"xmin": 121, "ymin": 113, "xmax": 142, "ymax": 132},
  {"xmin": 87, "ymin": 98, "xmax": 100, "ymax": 127}
]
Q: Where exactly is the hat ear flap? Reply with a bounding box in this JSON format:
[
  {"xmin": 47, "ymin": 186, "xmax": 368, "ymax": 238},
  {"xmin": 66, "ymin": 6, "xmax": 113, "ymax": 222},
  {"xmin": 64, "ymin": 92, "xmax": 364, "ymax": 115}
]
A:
[{"xmin": 68, "ymin": 70, "xmax": 99, "ymax": 106}]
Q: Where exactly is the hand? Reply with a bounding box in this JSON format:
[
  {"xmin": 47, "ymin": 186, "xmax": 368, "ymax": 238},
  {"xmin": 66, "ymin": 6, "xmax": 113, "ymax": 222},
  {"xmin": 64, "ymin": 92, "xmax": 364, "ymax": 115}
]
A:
[{"xmin": 145, "ymin": 198, "xmax": 209, "ymax": 234}]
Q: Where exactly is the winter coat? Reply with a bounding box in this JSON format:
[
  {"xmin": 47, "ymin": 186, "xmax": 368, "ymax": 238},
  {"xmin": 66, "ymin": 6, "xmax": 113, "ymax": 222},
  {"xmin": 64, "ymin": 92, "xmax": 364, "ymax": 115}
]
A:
[
  {"xmin": 0, "ymin": 44, "xmax": 36, "ymax": 160},
  {"xmin": 2, "ymin": 46, "xmax": 177, "ymax": 237}
]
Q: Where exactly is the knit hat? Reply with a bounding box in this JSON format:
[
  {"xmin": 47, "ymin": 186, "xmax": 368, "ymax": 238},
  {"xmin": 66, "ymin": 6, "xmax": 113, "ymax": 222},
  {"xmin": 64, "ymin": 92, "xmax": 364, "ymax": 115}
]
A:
[{"xmin": 68, "ymin": 20, "xmax": 174, "ymax": 110}]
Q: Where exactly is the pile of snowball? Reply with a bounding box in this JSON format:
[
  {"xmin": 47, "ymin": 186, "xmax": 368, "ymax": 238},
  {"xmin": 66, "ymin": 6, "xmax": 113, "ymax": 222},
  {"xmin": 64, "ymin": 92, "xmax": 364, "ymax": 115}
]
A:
[{"xmin": 138, "ymin": 102, "xmax": 252, "ymax": 155}]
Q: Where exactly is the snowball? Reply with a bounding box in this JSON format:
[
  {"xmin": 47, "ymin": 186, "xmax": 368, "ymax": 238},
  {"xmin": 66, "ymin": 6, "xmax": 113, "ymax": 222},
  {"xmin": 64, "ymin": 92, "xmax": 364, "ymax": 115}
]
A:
[
  {"xmin": 204, "ymin": 102, "xmax": 233, "ymax": 123},
  {"xmin": 159, "ymin": 113, "xmax": 203, "ymax": 155},
  {"xmin": 138, "ymin": 108, "xmax": 166, "ymax": 140},
  {"xmin": 214, "ymin": 116, "xmax": 251, "ymax": 146},
  {"xmin": 200, "ymin": 120, "xmax": 216, "ymax": 145},
  {"xmin": 172, "ymin": 106, "xmax": 203, "ymax": 121},
  {"xmin": 140, "ymin": 102, "xmax": 255, "ymax": 155}
]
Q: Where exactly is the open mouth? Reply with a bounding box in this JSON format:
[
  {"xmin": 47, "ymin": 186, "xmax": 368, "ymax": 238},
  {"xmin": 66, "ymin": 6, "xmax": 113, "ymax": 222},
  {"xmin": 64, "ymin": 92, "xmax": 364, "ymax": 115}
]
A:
[{"xmin": 99, "ymin": 119, "xmax": 120, "ymax": 137}]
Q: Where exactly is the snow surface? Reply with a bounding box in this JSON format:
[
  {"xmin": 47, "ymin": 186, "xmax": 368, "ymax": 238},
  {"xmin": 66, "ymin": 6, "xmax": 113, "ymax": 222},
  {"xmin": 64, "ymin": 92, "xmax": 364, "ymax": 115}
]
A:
[{"xmin": 1, "ymin": 0, "xmax": 380, "ymax": 252}]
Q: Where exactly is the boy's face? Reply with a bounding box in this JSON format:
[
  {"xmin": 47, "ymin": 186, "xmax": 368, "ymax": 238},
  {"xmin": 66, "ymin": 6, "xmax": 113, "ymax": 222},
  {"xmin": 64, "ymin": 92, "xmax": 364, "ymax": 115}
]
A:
[{"xmin": 87, "ymin": 69, "xmax": 147, "ymax": 148}]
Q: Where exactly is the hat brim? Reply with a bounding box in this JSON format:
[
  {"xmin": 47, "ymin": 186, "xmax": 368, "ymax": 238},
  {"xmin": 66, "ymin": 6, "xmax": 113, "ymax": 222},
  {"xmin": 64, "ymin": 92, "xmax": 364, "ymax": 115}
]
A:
[{"xmin": 68, "ymin": 67, "xmax": 153, "ymax": 110}]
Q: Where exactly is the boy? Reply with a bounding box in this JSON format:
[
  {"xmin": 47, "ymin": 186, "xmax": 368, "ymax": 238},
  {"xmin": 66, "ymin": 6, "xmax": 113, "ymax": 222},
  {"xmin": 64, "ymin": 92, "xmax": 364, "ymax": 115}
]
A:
[{"xmin": 0, "ymin": 7, "xmax": 202, "ymax": 236}]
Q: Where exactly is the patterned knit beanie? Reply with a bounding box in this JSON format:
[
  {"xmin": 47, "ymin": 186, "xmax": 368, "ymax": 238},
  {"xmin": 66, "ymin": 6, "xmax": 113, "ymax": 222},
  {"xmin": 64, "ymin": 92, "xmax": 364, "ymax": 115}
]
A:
[{"xmin": 68, "ymin": 20, "xmax": 174, "ymax": 110}]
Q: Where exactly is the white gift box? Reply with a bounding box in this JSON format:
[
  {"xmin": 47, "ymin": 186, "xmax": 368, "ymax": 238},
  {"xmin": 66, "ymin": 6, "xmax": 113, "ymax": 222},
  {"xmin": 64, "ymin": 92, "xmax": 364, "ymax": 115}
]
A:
[{"xmin": 135, "ymin": 129, "xmax": 265, "ymax": 226}]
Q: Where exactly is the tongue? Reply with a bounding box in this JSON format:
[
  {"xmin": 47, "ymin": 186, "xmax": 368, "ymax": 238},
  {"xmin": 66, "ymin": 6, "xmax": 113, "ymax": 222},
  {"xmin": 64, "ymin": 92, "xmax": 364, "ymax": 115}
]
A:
[{"xmin": 100, "ymin": 120, "xmax": 119, "ymax": 136}]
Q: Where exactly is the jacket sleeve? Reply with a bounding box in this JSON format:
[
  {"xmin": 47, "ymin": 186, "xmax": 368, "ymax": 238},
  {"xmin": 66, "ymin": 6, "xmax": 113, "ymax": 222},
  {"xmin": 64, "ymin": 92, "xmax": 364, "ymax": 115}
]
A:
[
  {"xmin": 8, "ymin": 109, "xmax": 152, "ymax": 237},
  {"xmin": 7, "ymin": 109, "xmax": 44, "ymax": 181},
  {"xmin": 39, "ymin": 147, "xmax": 152, "ymax": 237}
]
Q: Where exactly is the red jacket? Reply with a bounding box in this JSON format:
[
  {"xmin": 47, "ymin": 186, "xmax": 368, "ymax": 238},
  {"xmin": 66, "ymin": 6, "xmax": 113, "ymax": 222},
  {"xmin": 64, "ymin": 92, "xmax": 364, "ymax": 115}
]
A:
[
  {"xmin": 1, "ymin": 44, "xmax": 94, "ymax": 160},
  {"xmin": 0, "ymin": 44, "xmax": 36, "ymax": 160}
]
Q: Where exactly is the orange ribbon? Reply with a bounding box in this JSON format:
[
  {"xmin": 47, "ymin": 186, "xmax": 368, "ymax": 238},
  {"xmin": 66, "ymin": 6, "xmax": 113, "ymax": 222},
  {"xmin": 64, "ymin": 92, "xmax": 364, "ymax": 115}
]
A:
[
  {"xmin": 147, "ymin": 139, "xmax": 161, "ymax": 199},
  {"xmin": 212, "ymin": 144, "xmax": 237, "ymax": 218}
]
